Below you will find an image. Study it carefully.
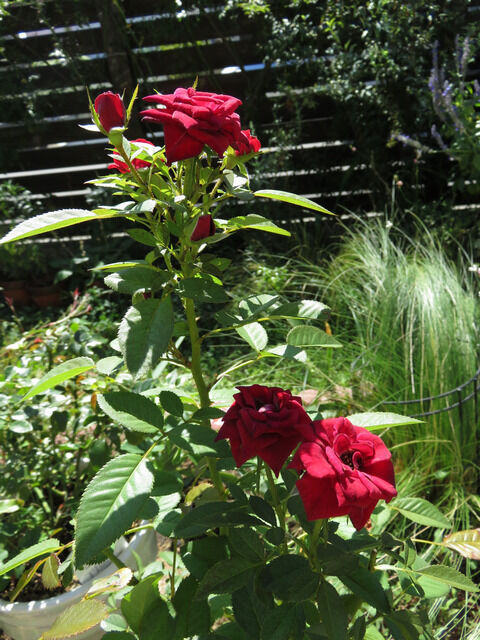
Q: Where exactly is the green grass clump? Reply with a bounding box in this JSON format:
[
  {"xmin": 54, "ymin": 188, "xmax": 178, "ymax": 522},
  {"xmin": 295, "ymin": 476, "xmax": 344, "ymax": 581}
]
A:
[{"xmin": 293, "ymin": 218, "xmax": 479, "ymax": 501}]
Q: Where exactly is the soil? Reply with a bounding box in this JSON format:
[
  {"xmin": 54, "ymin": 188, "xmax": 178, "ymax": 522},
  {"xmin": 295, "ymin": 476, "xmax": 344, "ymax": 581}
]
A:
[{"xmin": 0, "ymin": 573, "xmax": 68, "ymax": 603}]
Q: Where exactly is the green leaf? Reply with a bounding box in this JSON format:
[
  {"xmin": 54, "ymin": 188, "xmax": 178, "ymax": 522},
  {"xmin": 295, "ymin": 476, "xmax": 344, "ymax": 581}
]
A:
[
  {"xmin": 75, "ymin": 453, "xmax": 154, "ymax": 568},
  {"xmin": 339, "ymin": 567, "xmax": 390, "ymax": 612},
  {"xmin": 236, "ymin": 322, "xmax": 268, "ymax": 351},
  {"xmin": 104, "ymin": 267, "xmax": 169, "ymax": 294},
  {"xmin": 0, "ymin": 539, "xmax": 61, "ymax": 577},
  {"xmin": 253, "ymin": 189, "xmax": 334, "ymax": 215},
  {"xmin": 238, "ymin": 294, "xmax": 280, "ymax": 318},
  {"xmin": 316, "ymin": 581, "xmax": 348, "ymax": 640},
  {"xmin": 175, "ymin": 501, "xmax": 263, "ymax": 538},
  {"xmin": 232, "ymin": 586, "xmax": 264, "ymax": 639},
  {"xmin": 272, "ymin": 299, "xmax": 329, "ymax": 320},
  {"xmin": 179, "ymin": 277, "xmax": 228, "ymax": 303},
  {"xmin": 262, "ymin": 344, "xmax": 307, "ymax": 362},
  {"xmin": 159, "ymin": 390, "xmax": 184, "ymax": 417},
  {"xmin": 228, "ymin": 527, "xmax": 265, "ymax": 562},
  {"xmin": 347, "ymin": 412, "xmax": 423, "ymax": 430},
  {"xmin": 384, "ymin": 612, "xmax": 420, "ymax": 640},
  {"xmin": 182, "ymin": 536, "xmax": 229, "ymax": 581},
  {"xmin": 43, "ymin": 599, "xmax": 109, "ymax": 639},
  {"xmin": 364, "ymin": 626, "xmax": 385, "ymax": 640},
  {"xmin": 118, "ymin": 297, "xmax": 174, "ymax": 378},
  {"xmin": 196, "ymin": 557, "xmax": 258, "ymax": 598},
  {"xmin": 173, "ymin": 576, "xmax": 211, "ymax": 637},
  {"xmin": 121, "ymin": 574, "xmax": 175, "ymax": 639},
  {"xmin": 95, "ymin": 260, "xmax": 149, "ymax": 271},
  {"xmin": 260, "ymin": 555, "xmax": 318, "ymax": 602},
  {"xmin": 41, "ymin": 554, "xmax": 60, "ymax": 590},
  {"xmin": 127, "ymin": 228, "xmax": 158, "ymax": 247},
  {"xmin": 22, "ymin": 357, "xmax": 95, "ymax": 401},
  {"xmin": 389, "ymin": 497, "xmax": 451, "ymax": 528},
  {"xmin": 261, "ymin": 603, "xmax": 303, "ymax": 640},
  {"xmin": 249, "ymin": 496, "xmax": 276, "ymax": 527},
  {"xmin": 0, "ymin": 209, "xmax": 126, "ymax": 244},
  {"xmin": 9, "ymin": 420, "xmax": 33, "ymax": 433},
  {"xmin": 443, "ymin": 528, "xmax": 480, "ymax": 560},
  {"xmin": 0, "ymin": 499, "xmax": 21, "ymax": 516},
  {"xmin": 287, "ymin": 325, "xmax": 342, "ymax": 348},
  {"xmin": 415, "ymin": 565, "xmax": 479, "ymax": 592},
  {"xmin": 97, "ymin": 391, "xmax": 164, "ymax": 434},
  {"xmin": 96, "ymin": 356, "xmax": 123, "ymax": 375},
  {"xmin": 226, "ymin": 214, "xmax": 291, "ymax": 236}
]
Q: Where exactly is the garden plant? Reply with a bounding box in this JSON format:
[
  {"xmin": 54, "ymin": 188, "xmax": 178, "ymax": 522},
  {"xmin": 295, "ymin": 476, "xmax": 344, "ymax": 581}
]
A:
[{"xmin": 0, "ymin": 85, "xmax": 478, "ymax": 640}]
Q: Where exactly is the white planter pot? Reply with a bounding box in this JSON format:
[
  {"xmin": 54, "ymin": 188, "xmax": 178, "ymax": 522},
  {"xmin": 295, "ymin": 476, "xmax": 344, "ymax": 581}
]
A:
[{"xmin": 0, "ymin": 527, "xmax": 158, "ymax": 640}]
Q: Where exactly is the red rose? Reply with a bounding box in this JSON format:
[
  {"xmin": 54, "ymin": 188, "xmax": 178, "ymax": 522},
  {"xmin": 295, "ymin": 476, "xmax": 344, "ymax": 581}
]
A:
[
  {"xmin": 235, "ymin": 129, "xmax": 261, "ymax": 156},
  {"xmin": 190, "ymin": 214, "xmax": 215, "ymax": 241},
  {"xmin": 141, "ymin": 87, "xmax": 244, "ymax": 164},
  {"xmin": 215, "ymin": 385, "xmax": 312, "ymax": 476},
  {"xmin": 108, "ymin": 139, "xmax": 154, "ymax": 174},
  {"xmin": 94, "ymin": 91, "xmax": 126, "ymax": 132},
  {"xmin": 289, "ymin": 417, "xmax": 397, "ymax": 530}
]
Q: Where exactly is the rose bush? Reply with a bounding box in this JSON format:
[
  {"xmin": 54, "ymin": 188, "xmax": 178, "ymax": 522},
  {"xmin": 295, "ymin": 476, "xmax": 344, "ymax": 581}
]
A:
[
  {"xmin": 0, "ymin": 84, "xmax": 474, "ymax": 640},
  {"xmin": 289, "ymin": 417, "xmax": 397, "ymax": 529},
  {"xmin": 216, "ymin": 384, "xmax": 313, "ymax": 476}
]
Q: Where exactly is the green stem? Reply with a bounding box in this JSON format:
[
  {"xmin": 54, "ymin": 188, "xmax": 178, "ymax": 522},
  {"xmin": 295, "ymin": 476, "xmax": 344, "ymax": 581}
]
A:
[
  {"xmin": 184, "ymin": 296, "xmax": 210, "ymax": 408},
  {"xmin": 265, "ymin": 465, "xmax": 285, "ymax": 532},
  {"xmin": 103, "ymin": 547, "xmax": 128, "ymax": 570},
  {"xmin": 183, "ymin": 277, "xmax": 224, "ymax": 497},
  {"xmin": 309, "ymin": 519, "xmax": 327, "ymax": 571},
  {"xmin": 170, "ymin": 537, "xmax": 178, "ymax": 597}
]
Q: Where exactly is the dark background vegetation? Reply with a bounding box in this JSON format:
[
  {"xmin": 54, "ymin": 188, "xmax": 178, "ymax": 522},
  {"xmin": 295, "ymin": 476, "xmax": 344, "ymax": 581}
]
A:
[{"xmin": 0, "ymin": 0, "xmax": 479, "ymax": 269}]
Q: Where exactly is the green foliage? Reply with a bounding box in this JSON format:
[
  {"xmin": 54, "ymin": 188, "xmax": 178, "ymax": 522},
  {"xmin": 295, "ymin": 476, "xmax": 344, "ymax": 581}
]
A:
[
  {"xmin": 1, "ymin": 82, "xmax": 477, "ymax": 640},
  {"xmin": 297, "ymin": 218, "xmax": 479, "ymax": 487}
]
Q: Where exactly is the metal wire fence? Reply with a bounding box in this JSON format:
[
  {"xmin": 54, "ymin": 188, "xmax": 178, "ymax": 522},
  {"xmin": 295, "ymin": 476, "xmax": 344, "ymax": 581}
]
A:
[{"xmin": 383, "ymin": 366, "xmax": 480, "ymax": 423}]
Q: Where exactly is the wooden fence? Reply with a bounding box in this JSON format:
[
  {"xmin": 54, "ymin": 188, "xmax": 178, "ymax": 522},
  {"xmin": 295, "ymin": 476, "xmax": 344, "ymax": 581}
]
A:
[{"xmin": 0, "ymin": 0, "xmax": 478, "ymax": 251}]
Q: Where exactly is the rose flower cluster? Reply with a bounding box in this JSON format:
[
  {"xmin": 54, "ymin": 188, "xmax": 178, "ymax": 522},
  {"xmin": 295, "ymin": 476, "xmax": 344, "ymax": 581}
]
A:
[
  {"xmin": 94, "ymin": 87, "xmax": 260, "ymax": 165},
  {"xmin": 216, "ymin": 385, "xmax": 397, "ymax": 530},
  {"xmin": 93, "ymin": 87, "xmax": 260, "ymax": 243}
]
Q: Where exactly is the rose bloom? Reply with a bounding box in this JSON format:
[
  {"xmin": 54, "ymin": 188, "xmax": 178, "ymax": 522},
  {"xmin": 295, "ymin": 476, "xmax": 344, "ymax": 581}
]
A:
[
  {"xmin": 141, "ymin": 87, "xmax": 244, "ymax": 163},
  {"xmin": 108, "ymin": 139, "xmax": 154, "ymax": 174},
  {"xmin": 289, "ymin": 417, "xmax": 397, "ymax": 530},
  {"xmin": 94, "ymin": 91, "xmax": 126, "ymax": 132},
  {"xmin": 235, "ymin": 129, "xmax": 261, "ymax": 156},
  {"xmin": 215, "ymin": 385, "xmax": 312, "ymax": 476},
  {"xmin": 190, "ymin": 214, "xmax": 215, "ymax": 242}
]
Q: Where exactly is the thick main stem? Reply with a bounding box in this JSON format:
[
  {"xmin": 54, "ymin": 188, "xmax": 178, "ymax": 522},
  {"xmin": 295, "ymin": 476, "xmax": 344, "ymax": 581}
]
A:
[
  {"xmin": 184, "ymin": 288, "xmax": 224, "ymax": 496},
  {"xmin": 184, "ymin": 297, "xmax": 210, "ymax": 408}
]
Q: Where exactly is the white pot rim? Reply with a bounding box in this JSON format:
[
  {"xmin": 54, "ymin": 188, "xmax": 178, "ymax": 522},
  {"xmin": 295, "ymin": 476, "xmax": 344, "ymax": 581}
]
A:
[{"xmin": 0, "ymin": 526, "xmax": 154, "ymax": 615}]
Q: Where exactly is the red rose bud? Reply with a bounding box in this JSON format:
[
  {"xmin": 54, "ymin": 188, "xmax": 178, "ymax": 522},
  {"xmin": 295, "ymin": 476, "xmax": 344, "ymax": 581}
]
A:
[
  {"xmin": 190, "ymin": 214, "xmax": 215, "ymax": 242},
  {"xmin": 94, "ymin": 91, "xmax": 126, "ymax": 132},
  {"xmin": 108, "ymin": 139, "xmax": 155, "ymax": 173},
  {"xmin": 235, "ymin": 129, "xmax": 261, "ymax": 156},
  {"xmin": 215, "ymin": 385, "xmax": 312, "ymax": 476},
  {"xmin": 289, "ymin": 417, "xmax": 397, "ymax": 530},
  {"xmin": 141, "ymin": 87, "xmax": 243, "ymax": 163}
]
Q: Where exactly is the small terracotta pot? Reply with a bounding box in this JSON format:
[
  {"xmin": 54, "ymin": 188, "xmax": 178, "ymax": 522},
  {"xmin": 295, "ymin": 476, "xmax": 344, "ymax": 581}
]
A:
[
  {"xmin": 28, "ymin": 283, "xmax": 63, "ymax": 308},
  {"xmin": 0, "ymin": 280, "xmax": 31, "ymax": 306}
]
